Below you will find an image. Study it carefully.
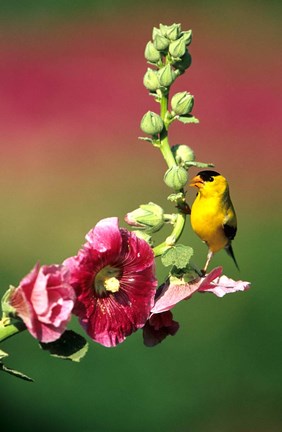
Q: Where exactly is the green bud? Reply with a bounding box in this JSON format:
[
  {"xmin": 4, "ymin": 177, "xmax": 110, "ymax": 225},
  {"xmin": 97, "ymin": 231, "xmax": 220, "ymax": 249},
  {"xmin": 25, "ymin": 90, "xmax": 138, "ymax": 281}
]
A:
[
  {"xmin": 140, "ymin": 111, "xmax": 164, "ymax": 135},
  {"xmin": 125, "ymin": 202, "xmax": 164, "ymax": 233},
  {"xmin": 171, "ymin": 144, "xmax": 195, "ymax": 166},
  {"xmin": 133, "ymin": 230, "xmax": 153, "ymax": 246},
  {"xmin": 143, "ymin": 68, "xmax": 160, "ymax": 91},
  {"xmin": 181, "ymin": 30, "xmax": 192, "ymax": 46},
  {"xmin": 153, "ymin": 34, "xmax": 170, "ymax": 51},
  {"xmin": 152, "ymin": 27, "xmax": 162, "ymax": 40},
  {"xmin": 169, "ymin": 38, "xmax": 186, "ymax": 58},
  {"xmin": 160, "ymin": 23, "xmax": 181, "ymax": 41},
  {"xmin": 144, "ymin": 41, "xmax": 161, "ymax": 63},
  {"xmin": 164, "ymin": 166, "xmax": 188, "ymax": 190},
  {"xmin": 158, "ymin": 64, "xmax": 176, "ymax": 87},
  {"xmin": 173, "ymin": 51, "xmax": 192, "ymax": 72},
  {"xmin": 171, "ymin": 91, "xmax": 194, "ymax": 115}
]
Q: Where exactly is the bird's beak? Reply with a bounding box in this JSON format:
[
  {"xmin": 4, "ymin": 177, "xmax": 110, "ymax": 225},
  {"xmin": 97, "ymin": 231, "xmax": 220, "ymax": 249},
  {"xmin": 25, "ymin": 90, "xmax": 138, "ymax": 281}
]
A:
[{"xmin": 189, "ymin": 175, "xmax": 204, "ymax": 189}]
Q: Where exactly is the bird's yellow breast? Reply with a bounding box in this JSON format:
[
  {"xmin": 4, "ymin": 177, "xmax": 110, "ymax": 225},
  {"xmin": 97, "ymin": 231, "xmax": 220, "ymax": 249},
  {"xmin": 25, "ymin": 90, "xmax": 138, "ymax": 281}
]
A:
[{"xmin": 190, "ymin": 193, "xmax": 232, "ymax": 253}]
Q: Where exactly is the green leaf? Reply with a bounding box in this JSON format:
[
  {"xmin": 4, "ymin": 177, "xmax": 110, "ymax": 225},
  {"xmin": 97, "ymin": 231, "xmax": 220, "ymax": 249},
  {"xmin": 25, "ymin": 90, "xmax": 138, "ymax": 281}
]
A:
[
  {"xmin": 161, "ymin": 244, "xmax": 194, "ymax": 269},
  {"xmin": 0, "ymin": 349, "xmax": 8, "ymax": 360},
  {"xmin": 176, "ymin": 115, "xmax": 199, "ymax": 124},
  {"xmin": 0, "ymin": 362, "xmax": 34, "ymax": 382},
  {"xmin": 0, "ymin": 350, "xmax": 33, "ymax": 382},
  {"xmin": 40, "ymin": 330, "xmax": 88, "ymax": 362},
  {"xmin": 138, "ymin": 136, "xmax": 153, "ymax": 143},
  {"xmin": 186, "ymin": 161, "xmax": 214, "ymax": 168}
]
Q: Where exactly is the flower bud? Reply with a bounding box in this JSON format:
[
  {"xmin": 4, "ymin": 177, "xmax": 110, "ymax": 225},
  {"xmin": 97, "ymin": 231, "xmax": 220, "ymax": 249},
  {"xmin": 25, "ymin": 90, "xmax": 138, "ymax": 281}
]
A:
[
  {"xmin": 173, "ymin": 51, "xmax": 192, "ymax": 72},
  {"xmin": 171, "ymin": 91, "xmax": 194, "ymax": 115},
  {"xmin": 171, "ymin": 144, "xmax": 195, "ymax": 166},
  {"xmin": 125, "ymin": 202, "xmax": 164, "ymax": 233},
  {"xmin": 143, "ymin": 68, "xmax": 160, "ymax": 91},
  {"xmin": 140, "ymin": 111, "xmax": 164, "ymax": 135},
  {"xmin": 164, "ymin": 166, "xmax": 188, "ymax": 190},
  {"xmin": 160, "ymin": 23, "xmax": 181, "ymax": 41},
  {"xmin": 152, "ymin": 27, "xmax": 162, "ymax": 40},
  {"xmin": 144, "ymin": 41, "xmax": 161, "ymax": 63},
  {"xmin": 158, "ymin": 64, "xmax": 176, "ymax": 87},
  {"xmin": 169, "ymin": 38, "xmax": 186, "ymax": 58},
  {"xmin": 181, "ymin": 30, "xmax": 192, "ymax": 46},
  {"xmin": 153, "ymin": 34, "xmax": 170, "ymax": 51}
]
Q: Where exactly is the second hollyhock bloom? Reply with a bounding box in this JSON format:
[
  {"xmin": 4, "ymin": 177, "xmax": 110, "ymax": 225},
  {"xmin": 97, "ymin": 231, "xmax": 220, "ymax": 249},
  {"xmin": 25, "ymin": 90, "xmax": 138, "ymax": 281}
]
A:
[
  {"xmin": 10, "ymin": 264, "xmax": 75, "ymax": 343},
  {"xmin": 64, "ymin": 217, "xmax": 157, "ymax": 347}
]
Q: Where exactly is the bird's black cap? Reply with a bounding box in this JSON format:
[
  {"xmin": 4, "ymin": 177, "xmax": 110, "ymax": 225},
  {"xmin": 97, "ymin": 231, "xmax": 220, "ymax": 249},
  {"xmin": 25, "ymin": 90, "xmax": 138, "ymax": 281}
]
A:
[{"xmin": 197, "ymin": 170, "xmax": 220, "ymax": 182}]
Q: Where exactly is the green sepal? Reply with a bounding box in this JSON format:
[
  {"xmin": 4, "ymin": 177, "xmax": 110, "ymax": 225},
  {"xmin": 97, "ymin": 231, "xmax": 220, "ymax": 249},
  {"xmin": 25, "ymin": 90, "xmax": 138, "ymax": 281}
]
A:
[
  {"xmin": 169, "ymin": 263, "xmax": 201, "ymax": 281},
  {"xmin": 161, "ymin": 244, "xmax": 194, "ymax": 269},
  {"xmin": 167, "ymin": 192, "xmax": 185, "ymax": 203},
  {"xmin": 0, "ymin": 349, "xmax": 33, "ymax": 382},
  {"xmin": 1, "ymin": 285, "xmax": 17, "ymax": 318},
  {"xmin": 186, "ymin": 161, "xmax": 214, "ymax": 169},
  {"xmin": 138, "ymin": 136, "xmax": 154, "ymax": 143},
  {"xmin": 133, "ymin": 230, "xmax": 153, "ymax": 246},
  {"xmin": 176, "ymin": 115, "xmax": 199, "ymax": 124},
  {"xmin": 40, "ymin": 330, "xmax": 88, "ymax": 362}
]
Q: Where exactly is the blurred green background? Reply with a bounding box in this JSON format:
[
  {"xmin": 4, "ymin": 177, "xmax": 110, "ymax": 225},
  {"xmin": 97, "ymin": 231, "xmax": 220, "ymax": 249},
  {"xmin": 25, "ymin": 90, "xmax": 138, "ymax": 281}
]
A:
[{"xmin": 0, "ymin": 1, "xmax": 281, "ymax": 431}]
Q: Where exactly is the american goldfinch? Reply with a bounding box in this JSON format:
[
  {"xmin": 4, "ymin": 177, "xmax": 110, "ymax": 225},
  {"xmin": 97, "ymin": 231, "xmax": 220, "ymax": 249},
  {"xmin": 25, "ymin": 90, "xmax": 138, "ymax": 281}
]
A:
[{"xmin": 189, "ymin": 170, "xmax": 239, "ymax": 273}]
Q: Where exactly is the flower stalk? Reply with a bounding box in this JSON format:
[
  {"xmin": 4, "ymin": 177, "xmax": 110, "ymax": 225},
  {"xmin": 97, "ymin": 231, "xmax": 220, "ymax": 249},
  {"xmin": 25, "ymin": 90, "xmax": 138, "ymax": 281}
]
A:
[{"xmin": 0, "ymin": 318, "xmax": 26, "ymax": 343}]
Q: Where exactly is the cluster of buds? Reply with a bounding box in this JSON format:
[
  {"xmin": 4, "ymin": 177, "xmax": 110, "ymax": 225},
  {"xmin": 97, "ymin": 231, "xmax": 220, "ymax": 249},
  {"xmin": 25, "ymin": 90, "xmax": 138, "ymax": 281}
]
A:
[
  {"xmin": 144, "ymin": 23, "xmax": 192, "ymax": 76},
  {"xmin": 140, "ymin": 23, "xmax": 195, "ymax": 137}
]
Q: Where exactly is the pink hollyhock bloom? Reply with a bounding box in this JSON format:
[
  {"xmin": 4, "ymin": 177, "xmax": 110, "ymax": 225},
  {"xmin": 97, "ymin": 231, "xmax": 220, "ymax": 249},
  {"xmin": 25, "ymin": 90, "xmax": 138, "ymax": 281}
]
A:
[
  {"xmin": 10, "ymin": 264, "xmax": 75, "ymax": 343},
  {"xmin": 63, "ymin": 217, "xmax": 157, "ymax": 347},
  {"xmin": 143, "ymin": 310, "xmax": 179, "ymax": 347},
  {"xmin": 151, "ymin": 267, "xmax": 250, "ymax": 314}
]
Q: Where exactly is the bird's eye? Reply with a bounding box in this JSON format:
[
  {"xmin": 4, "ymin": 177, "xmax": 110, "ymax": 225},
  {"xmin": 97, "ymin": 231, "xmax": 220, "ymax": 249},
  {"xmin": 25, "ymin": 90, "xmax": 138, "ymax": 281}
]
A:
[{"xmin": 208, "ymin": 176, "xmax": 214, "ymax": 182}]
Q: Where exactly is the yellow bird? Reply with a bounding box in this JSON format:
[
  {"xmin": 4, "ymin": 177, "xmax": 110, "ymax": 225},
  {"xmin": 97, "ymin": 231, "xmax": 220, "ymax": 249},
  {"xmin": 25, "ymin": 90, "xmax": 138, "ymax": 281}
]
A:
[{"xmin": 189, "ymin": 170, "xmax": 239, "ymax": 273}]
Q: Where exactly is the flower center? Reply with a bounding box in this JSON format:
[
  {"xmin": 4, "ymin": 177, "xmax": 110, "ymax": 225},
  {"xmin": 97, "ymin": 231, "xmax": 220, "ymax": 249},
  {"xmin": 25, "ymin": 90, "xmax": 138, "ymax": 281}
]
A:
[{"xmin": 94, "ymin": 266, "xmax": 121, "ymax": 296}]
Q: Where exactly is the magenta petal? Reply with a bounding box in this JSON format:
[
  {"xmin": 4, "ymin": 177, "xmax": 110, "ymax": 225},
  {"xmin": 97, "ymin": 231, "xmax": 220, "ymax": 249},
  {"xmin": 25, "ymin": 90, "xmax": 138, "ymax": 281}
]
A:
[
  {"xmin": 64, "ymin": 217, "xmax": 157, "ymax": 347},
  {"xmin": 85, "ymin": 217, "xmax": 122, "ymax": 255},
  {"xmin": 143, "ymin": 311, "xmax": 179, "ymax": 347},
  {"xmin": 10, "ymin": 264, "xmax": 75, "ymax": 342}
]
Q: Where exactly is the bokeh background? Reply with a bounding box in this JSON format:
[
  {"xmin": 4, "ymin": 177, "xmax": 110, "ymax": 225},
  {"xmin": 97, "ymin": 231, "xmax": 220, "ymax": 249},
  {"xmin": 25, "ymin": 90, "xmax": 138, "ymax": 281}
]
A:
[{"xmin": 1, "ymin": 1, "xmax": 281, "ymax": 431}]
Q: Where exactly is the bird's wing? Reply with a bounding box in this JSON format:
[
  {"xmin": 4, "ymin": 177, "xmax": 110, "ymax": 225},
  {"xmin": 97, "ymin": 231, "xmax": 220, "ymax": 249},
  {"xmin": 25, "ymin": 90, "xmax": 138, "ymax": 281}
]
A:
[{"xmin": 223, "ymin": 223, "xmax": 237, "ymax": 241}]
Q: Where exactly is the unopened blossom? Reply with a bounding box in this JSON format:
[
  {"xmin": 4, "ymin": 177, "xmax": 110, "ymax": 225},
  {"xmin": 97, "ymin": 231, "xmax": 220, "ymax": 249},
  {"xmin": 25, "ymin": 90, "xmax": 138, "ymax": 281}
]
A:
[
  {"xmin": 143, "ymin": 310, "xmax": 179, "ymax": 347},
  {"xmin": 64, "ymin": 217, "xmax": 157, "ymax": 348},
  {"xmin": 10, "ymin": 264, "xmax": 75, "ymax": 343}
]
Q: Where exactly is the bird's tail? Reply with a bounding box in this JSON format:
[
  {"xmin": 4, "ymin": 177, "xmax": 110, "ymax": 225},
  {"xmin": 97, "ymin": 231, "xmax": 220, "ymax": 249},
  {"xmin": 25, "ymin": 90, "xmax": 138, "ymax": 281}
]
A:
[{"xmin": 225, "ymin": 244, "xmax": 240, "ymax": 271}]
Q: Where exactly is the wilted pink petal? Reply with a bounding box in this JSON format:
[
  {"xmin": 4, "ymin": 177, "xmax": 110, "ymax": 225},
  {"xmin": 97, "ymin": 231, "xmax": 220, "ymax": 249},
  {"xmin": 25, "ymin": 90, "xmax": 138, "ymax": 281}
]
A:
[
  {"xmin": 64, "ymin": 217, "xmax": 157, "ymax": 347},
  {"xmin": 198, "ymin": 274, "xmax": 251, "ymax": 297},
  {"xmin": 143, "ymin": 311, "xmax": 179, "ymax": 347},
  {"xmin": 10, "ymin": 264, "xmax": 75, "ymax": 343},
  {"xmin": 151, "ymin": 267, "xmax": 250, "ymax": 313}
]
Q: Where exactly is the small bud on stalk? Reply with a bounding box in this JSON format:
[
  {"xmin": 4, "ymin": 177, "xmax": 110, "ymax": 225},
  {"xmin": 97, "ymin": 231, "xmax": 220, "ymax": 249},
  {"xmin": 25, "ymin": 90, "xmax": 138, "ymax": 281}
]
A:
[
  {"xmin": 143, "ymin": 68, "xmax": 160, "ymax": 91},
  {"xmin": 171, "ymin": 91, "xmax": 194, "ymax": 116},
  {"xmin": 125, "ymin": 202, "xmax": 165, "ymax": 233},
  {"xmin": 164, "ymin": 166, "xmax": 188, "ymax": 190},
  {"xmin": 144, "ymin": 41, "xmax": 162, "ymax": 63},
  {"xmin": 158, "ymin": 65, "xmax": 177, "ymax": 87},
  {"xmin": 171, "ymin": 144, "xmax": 195, "ymax": 166},
  {"xmin": 140, "ymin": 111, "xmax": 164, "ymax": 135}
]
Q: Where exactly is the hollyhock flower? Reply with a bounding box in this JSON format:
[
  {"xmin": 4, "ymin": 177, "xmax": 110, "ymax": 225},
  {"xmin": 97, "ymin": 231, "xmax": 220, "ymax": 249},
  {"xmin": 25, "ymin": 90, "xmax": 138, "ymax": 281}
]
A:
[
  {"xmin": 64, "ymin": 217, "xmax": 157, "ymax": 347},
  {"xmin": 151, "ymin": 267, "xmax": 250, "ymax": 314},
  {"xmin": 10, "ymin": 263, "xmax": 75, "ymax": 343},
  {"xmin": 143, "ymin": 310, "xmax": 179, "ymax": 347}
]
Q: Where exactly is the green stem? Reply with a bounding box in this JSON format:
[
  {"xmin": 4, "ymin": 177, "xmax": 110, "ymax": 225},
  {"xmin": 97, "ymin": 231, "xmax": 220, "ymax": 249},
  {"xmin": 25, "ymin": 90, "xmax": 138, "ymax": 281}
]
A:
[
  {"xmin": 0, "ymin": 319, "xmax": 26, "ymax": 343},
  {"xmin": 152, "ymin": 90, "xmax": 189, "ymax": 256},
  {"xmin": 159, "ymin": 92, "xmax": 176, "ymax": 169},
  {"xmin": 153, "ymin": 211, "xmax": 186, "ymax": 257}
]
